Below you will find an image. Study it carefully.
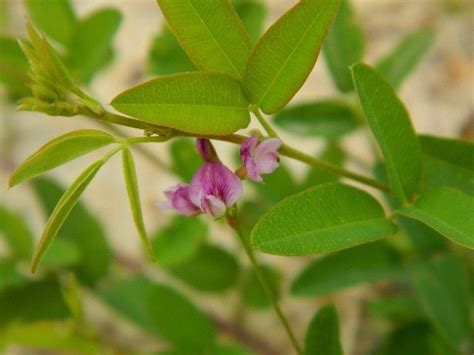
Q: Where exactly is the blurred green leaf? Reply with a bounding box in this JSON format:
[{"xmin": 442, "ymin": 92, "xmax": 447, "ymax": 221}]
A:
[
  {"xmin": 242, "ymin": 264, "xmax": 280, "ymax": 309},
  {"xmin": 420, "ymin": 135, "xmax": 474, "ymax": 195},
  {"xmin": 148, "ymin": 283, "xmax": 217, "ymax": 352},
  {"xmin": 302, "ymin": 142, "xmax": 346, "ymax": 188},
  {"xmin": 169, "ymin": 138, "xmax": 202, "ymax": 181},
  {"xmin": 398, "ymin": 187, "xmax": 473, "ymax": 249},
  {"xmin": 156, "ymin": 0, "xmax": 251, "ymax": 79},
  {"xmin": 121, "ymin": 147, "xmax": 155, "ymax": 261},
  {"xmin": 148, "ymin": 27, "xmax": 196, "ymax": 76},
  {"xmin": 0, "ymin": 261, "xmax": 27, "ymax": 291},
  {"xmin": 215, "ymin": 343, "xmax": 255, "ymax": 355},
  {"xmin": 169, "ymin": 244, "xmax": 240, "ymax": 293},
  {"xmin": 323, "ymin": 0, "xmax": 365, "ymax": 92},
  {"xmin": 24, "ymin": 0, "xmax": 77, "ymax": 45},
  {"xmin": 291, "ymin": 241, "xmax": 401, "ymax": 297},
  {"xmin": 0, "ymin": 279, "xmax": 70, "ymax": 326},
  {"xmin": 41, "ymin": 239, "xmax": 80, "ymax": 269},
  {"xmin": 9, "ymin": 130, "xmax": 115, "ymax": 187},
  {"xmin": 251, "ymin": 183, "xmax": 397, "ymax": 256},
  {"xmin": 111, "ymin": 72, "xmax": 250, "ymax": 135},
  {"xmin": 32, "ymin": 177, "xmax": 112, "ymax": 285},
  {"xmin": 252, "ymin": 162, "xmax": 299, "ymax": 204},
  {"xmin": 398, "ymin": 216, "xmax": 447, "ymax": 256},
  {"xmin": 368, "ymin": 296, "xmax": 425, "ymax": 323},
  {"xmin": 66, "ymin": 8, "xmax": 121, "ymax": 83},
  {"xmin": 232, "ymin": 0, "xmax": 266, "ymax": 44},
  {"xmin": 0, "ymin": 36, "xmax": 29, "ymax": 97},
  {"xmin": 304, "ymin": 304, "xmax": 343, "ymax": 355},
  {"xmin": 30, "ymin": 158, "xmax": 107, "ymax": 273},
  {"xmin": 244, "ymin": 0, "xmax": 339, "ymax": 114},
  {"xmin": 273, "ymin": 99, "xmax": 359, "ymax": 138},
  {"xmin": 410, "ymin": 252, "xmax": 471, "ymax": 350},
  {"xmin": 152, "ymin": 216, "xmax": 207, "ymax": 267},
  {"xmin": 376, "ymin": 29, "xmax": 436, "ymax": 90},
  {"xmin": 0, "ymin": 204, "xmax": 33, "ymax": 259},
  {"xmin": 352, "ymin": 63, "xmax": 422, "ymax": 205}
]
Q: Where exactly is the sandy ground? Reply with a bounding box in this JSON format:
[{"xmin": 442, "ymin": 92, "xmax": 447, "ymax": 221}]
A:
[{"xmin": 1, "ymin": 0, "xmax": 473, "ymax": 354}]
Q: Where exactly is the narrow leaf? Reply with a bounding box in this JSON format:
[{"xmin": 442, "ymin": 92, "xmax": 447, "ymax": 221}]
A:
[
  {"xmin": 24, "ymin": 0, "xmax": 77, "ymax": 45},
  {"xmin": 376, "ymin": 29, "xmax": 436, "ymax": 90},
  {"xmin": 273, "ymin": 99, "xmax": 359, "ymax": 138},
  {"xmin": 323, "ymin": 0, "xmax": 365, "ymax": 92},
  {"xmin": 122, "ymin": 147, "xmax": 155, "ymax": 261},
  {"xmin": 111, "ymin": 72, "xmax": 250, "ymax": 135},
  {"xmin": 243, "ymin": 0, "xmax": 340, "ymax": 114},
  {"xmin": 398, "ymin": 187, "xmax": 474, "ymax": 249},
  {"xmin": 304, "ymin": 305, "xmax": 343, "ymax": 355},
  {"xmin": 31, "ymin": 157, "xmax": 108, "ymax": 273},
  {"xmin": 351, "ymin": 63, "xmax": 422, "ymax": 205},
  {"xmin": 291, "ymin": 241, "xmax": 401, "ymax": 297},
  {"xmin": 251, "ymin": 183, "xmax": 397, "ymax": 256},
  {"xmin": 156, "ymin": 0, "xmax": 251, "ymax": 79},
  {"xmin": 9, "ymin": 130, "xmax": 115, "ymax": 187},
  {"xmin": 66, "ymin": 8, "xmax": 121, "ymax": 83}
]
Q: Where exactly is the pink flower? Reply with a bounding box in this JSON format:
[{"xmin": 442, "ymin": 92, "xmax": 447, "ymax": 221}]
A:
[
  {"xmin": 189, "ymin": 162, "xmax": 243, "ymax": 218},
  {"xmin": 240, "ymin": 136, "xmax": 282, "ymax": 182},
  {"xmin": 159, "ymin": 183, "xmax": 201, "ymax": 216}
]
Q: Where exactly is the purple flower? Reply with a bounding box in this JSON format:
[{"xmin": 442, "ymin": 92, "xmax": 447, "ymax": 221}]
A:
[
  {"xmin": 189, "ymin": 162, "xmax": 243, "ymax": 218},
  {"xmin": 159, "ymin": 183, "xmax": 201, "ymax": 216},
  {"xmin": 240, "ymin": 136, "xmax": 282, "ymax": 182}
]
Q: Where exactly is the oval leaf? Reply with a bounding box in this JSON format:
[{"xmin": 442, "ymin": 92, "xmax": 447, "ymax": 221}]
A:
[
  {"xmin": 111, "ymin": 72, "xmax": 250, "ymax": 135},
  {"xmin": 273, "ymin": 99, "xmax": 359, "ymax": 138},
  {"xmin": 9, "ymin": 130, "xmax": 115, "ymax": 187},
  {"xmin": 122, "ymin": 147, "xmax": 155, "ymax": 261},
  {"xmin": 304, "ymin": 304, "xmax": 343, "ymax": 355},
  {"xmin": 397, "ymin": 187, "xmax": 474, "ymax": 249},
  {"xmin": 323, "ymin": 0, "xmax": 365, "ymax": 92},
  {"xmin": 156, "ymin": 0, "xmax": 250, "ymax": 79},
  {"xmin": 243, "ymin": 0, "xmax": 340, "ymax": 114},
  {"xmin": 351, "ymin": 63, "xmax": 422, "ymax": 205},
  {"xmin": 251, "ymin": 183, "xmax": 397, "ymax": 256},
  {"xmin": 30, "ymin": 156, "xmax": 109, "ymax": 273}
]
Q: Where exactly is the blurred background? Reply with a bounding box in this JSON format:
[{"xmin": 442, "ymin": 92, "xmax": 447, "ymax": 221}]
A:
[{"xmin": 0, "ymin": 0, "xmax": 473, "ymax": 354}]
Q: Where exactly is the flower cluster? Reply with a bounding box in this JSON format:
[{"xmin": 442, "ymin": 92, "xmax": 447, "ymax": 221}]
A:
[{"xmin": 160, "ymin": 137, "xmax": 281, "ymax": 218}]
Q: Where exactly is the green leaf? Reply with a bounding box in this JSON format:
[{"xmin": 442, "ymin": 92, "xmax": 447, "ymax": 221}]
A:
[
  {"xmin": 66, "ymin": 8, "xmax": 121, "ymax": 83},
  {"xmin": 420, "ymin": 135, "xmax": 474, "ymax": 195},
  {"xmin": 368, "ymin": 296, "xmax": 425, "ymax": 323},
  {"xmin": 409, "ymin": 252, "xmax": 471, "ymax": 350},
  {"xmin": 148, "ymin": 283, "xmax": 217, "ymax": 352},
  {"xmin": 30, "ymin": 156, "xmax": 110, "ymax": 274},
  {"xmin": 304, "ymin": 304, "xmax": 343, "ymax": 355},
  {"xmin": 111, "ymin": 72, "xmax": 250, "ymax": 135},
  {"xmin": 302, "ymin": 142, "xmax": 346, "ymax": 188},
  {"xmin": 148, "ymin": 27, "xmax": 196, "ymax": 76},
  {"xmin": 41, "ymin": 239, "xmax": 81, "ymax": 269},
  {"xmin": 0, "ymin": 279, "xmax": 70, "ymax": 326},
  {"xmin": 399, "ymin": 217, "xmax": 447, "ymax": 257},
  {"xmin": 156, "ymin": 0, "xmax": 251, "ymax": 79},
  {"xmin": 169, "ymin": 138, "xmax": 202, "ymax": 181},
  {"xmin": 0, "ymin": 36, "xmax": 29, "ymax": 97},
  {"xmin": 24, "ymin": 0, "xmax": 77, "ymax": 45},
  {"xmin": 121, "ymin": 147, "xmax": 155, "ymax": 261},
  {"xmin": 351, "ymin": 63, "xmax": 422, "ymax": 205},
  {"xmin": 9, "ymin": 130, "xmax": 115, "ymax": 187},
  {"xmin": 398, "ymin": 187, "xmax": 474, "ymax": 249},
  {"xmin": 0, "ymin": 205, "xmax": 34, "ymax": 259},
  {"xmin": 376, "ymin": 29, "xmax": 436, "ymax": 90},
  {"xmin": 232, "ymin": 0, "xmax": 266, "ymax": 44},
  {"xmin": 152, "ymin": 216, "xmax": 207, "ymax": 267},
  {"xmin": 323, "ymin": 0, "xmax": 365, "ymax": 92},
  {"xmin": 242, "ymin": 264, "xmax": 280, "ymax": 309},
  {"xmin": 243, "ymin": 0, "xmax": 340, "ymax": 114},
  {"xmin": 251, "ymin": 183, "xmax": 396, "ymax": 256},
  {"xmin": 168, "ymin": 244, "xmax": 239, "ymax": 293},
  {"xmin": 252, "ymin": 162, "xmax": 299, "ymax": 204},
  {"xmin": 273, "ymin": 99, "xmax": 359, "ymax": 138},
  {"xmin": 291, "ymin": 241, "xmax": 401, "ymax": 297},
  {"xmin": 0, "ymin": 261, "xmax": 27, "ymax": 291},
  {"xmin": 32, "ymin": 177, "xmax": 112, "ymax": 285}
]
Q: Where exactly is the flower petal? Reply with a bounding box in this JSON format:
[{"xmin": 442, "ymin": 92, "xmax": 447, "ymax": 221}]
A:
[{"xmin": 202, "ymin": 195, "xmax": 226, "ymax": 218}]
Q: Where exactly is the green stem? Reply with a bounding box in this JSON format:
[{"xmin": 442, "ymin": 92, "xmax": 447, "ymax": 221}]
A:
[
  {"xmin": 252, "ymin": 107, "xmax": 280, "ymax": 138},
  {"xmin": 226, "ymin": 207, "xmax": 303, "ymax": 355}
]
